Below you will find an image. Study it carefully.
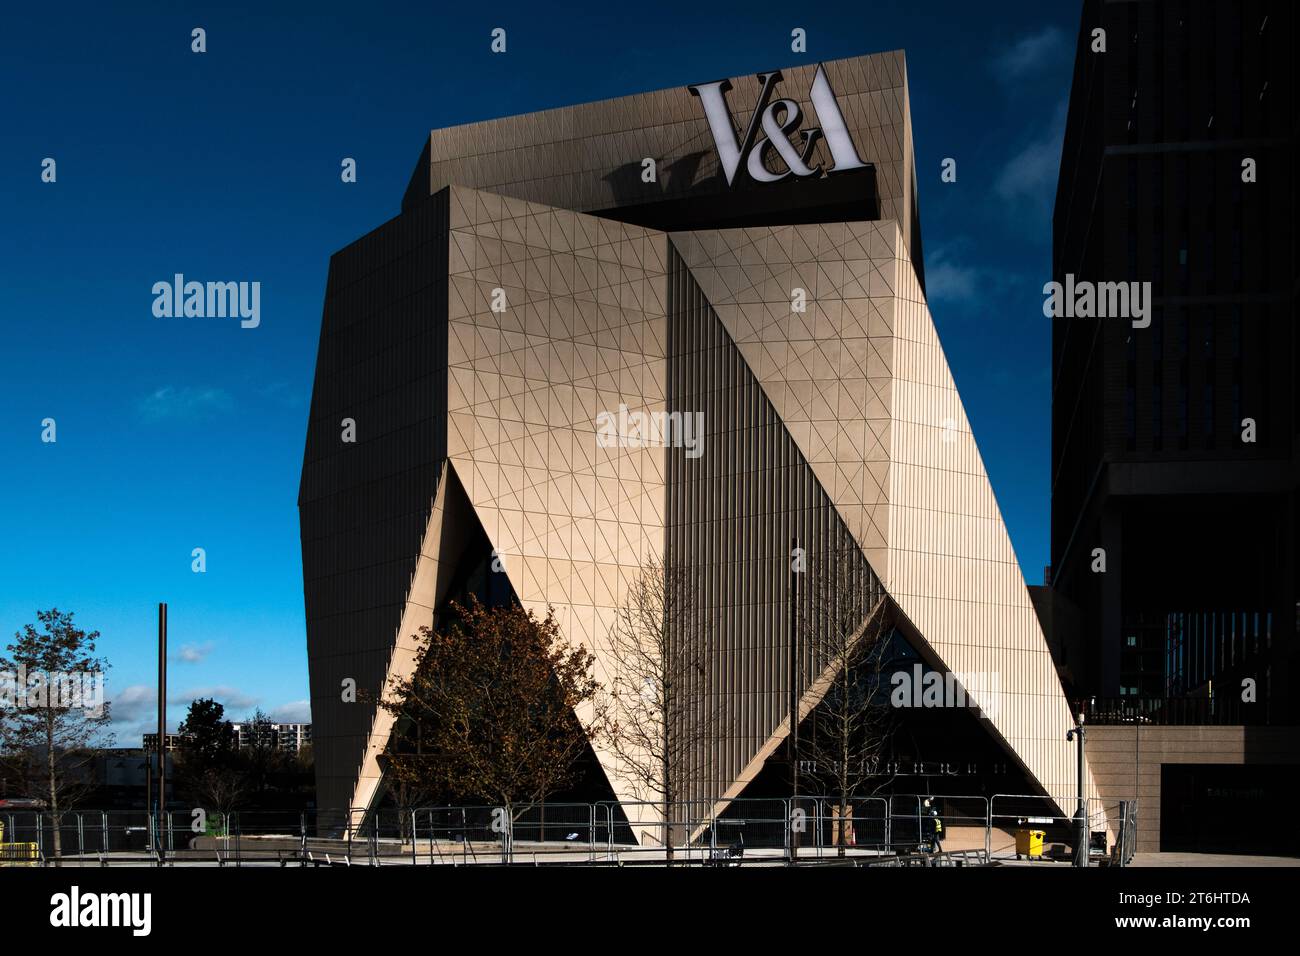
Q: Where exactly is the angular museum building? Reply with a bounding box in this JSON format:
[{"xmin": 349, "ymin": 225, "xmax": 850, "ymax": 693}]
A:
[{"xmin": 299, "ymin": 50, "xmax": 1101, "ymax": 828}]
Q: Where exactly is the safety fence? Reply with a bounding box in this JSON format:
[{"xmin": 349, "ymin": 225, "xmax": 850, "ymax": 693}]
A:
[
  {"xmin": 0, "ymin": 820, "xmax": 39, "ymax": 867},
  {"xmin": 988, "ymin": 794, "xmax": 1132, "ymax": 863},
  {"xmin": 1, "ymin": 811, "xmax": 168, "ymax": 860},
  {"xmin": 0, "ymin": 794, "xmax": 1136, "ymax": 867}
]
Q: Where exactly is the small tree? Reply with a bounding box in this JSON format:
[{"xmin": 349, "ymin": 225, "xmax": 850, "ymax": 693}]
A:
[
  {"xmin": 604, "ymin": 554, "xmax": 716, "ymax": 864},
  {"xmin": 178, "ymin": 698, "xmax": 236, "ymax": 766},
  {"xmin": 0, "ymin": 609, "xmax": 113, "ymax": 862},
  {"xmin": 176, "ymin": 698, "xmax": 244, "ymax": 824},
  {"xmin": 193, "ymin": 768, "xmax": 248, "ymax": 837},
  {"xmin": 799, "ymin": 547, "xmax": 896, "ymax": 856},
  {"xmin": 380, "ymin": 776, "xmax": 436, "ymax": 845},
  {"xmin": 379, "ymin": 597, "xmax": 604, "ymax": 856},
  {"xmin": 238, "ymin": 708, "xmax": 280, "ymax": 797}
]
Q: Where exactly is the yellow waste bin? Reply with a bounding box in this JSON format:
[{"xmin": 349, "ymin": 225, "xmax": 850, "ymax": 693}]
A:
[{"xmin": 1015, "ymin": 829, "xmax": 1045, "ymax": 859}]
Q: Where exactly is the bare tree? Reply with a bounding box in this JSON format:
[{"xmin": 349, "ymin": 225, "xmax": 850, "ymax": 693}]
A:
[
  {"xmin": 0, "ymin": 609, "xmax": 113, "ymax": 863},
  {"xmin": 375, "ymin": 772, "xmax": 436, "ymax": 845},
  {"xmin": 798, "ymin": 547, "xmax": 896, "ymax": 856},
  {"xmin": 604, "ymin": 554, "xmax": 718, "ymax": 864},
  {"xmin": 237, "ymin": 708, "xmax": 281, "ymax": 797},
  {"xmin": 192, "ymin": 767, "xmax": 247, "ymax": 834}
]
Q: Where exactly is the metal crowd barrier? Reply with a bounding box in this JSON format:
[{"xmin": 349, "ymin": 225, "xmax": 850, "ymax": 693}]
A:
[{"xmin": 0, "ymin": 793, "xmax": 1134, "ymax": 866}]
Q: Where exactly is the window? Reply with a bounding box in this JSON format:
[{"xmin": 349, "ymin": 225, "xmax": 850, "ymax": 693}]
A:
[
  {"xmin": 1153, "ymin": 383, "xmax": 1163, "ymax": 448},
  {"xmin": 1203, "ymin": 229, "xmax": 1215, "ymax": 287},
  {"xmin": 1125, "ymin": 385, "xmax": 1137, "ymax": 447}
]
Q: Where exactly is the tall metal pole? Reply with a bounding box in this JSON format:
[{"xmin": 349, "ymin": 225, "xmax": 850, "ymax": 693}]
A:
[
  {"xmin": 144, "ymin": 737, "xmax": 152, "ymax": 833},
  {"xmin": 157, "ymin": 602, "xmax": 167, "ymax": 862},
  {"xmin": 1067, "ymin": 711, "xmax": 1087, "ymax": 868},
  {"xmin": 1133, "ymin": 701, "xmax": 1140, "ymax": 811},
  {"xmin": 789, "ymin": 537, "xmax": 799, "ymax": 863}
]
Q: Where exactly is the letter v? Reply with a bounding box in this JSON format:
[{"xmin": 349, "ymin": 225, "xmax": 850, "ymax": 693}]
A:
[{"xmin": 689, "ymin": 71, "xmax": 783, "ymax": 186}]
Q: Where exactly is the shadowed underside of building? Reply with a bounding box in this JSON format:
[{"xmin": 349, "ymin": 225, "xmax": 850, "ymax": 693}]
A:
[{"xmin": 299, "ymin": 50, "xmax": 1100, "ymax": 830}]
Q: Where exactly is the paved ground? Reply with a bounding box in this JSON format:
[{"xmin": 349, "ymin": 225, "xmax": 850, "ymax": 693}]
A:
[
  {"xmin": 1130, "ymin": 852, "xmax": 1300, "ymax": 867},
  {"xmin": 24, "ymin": 850, "xmax": 1300, "ymax": 867},
  {"xmin": 24, "ymin": 831, "xmax": 1299, "ymax": 868}
]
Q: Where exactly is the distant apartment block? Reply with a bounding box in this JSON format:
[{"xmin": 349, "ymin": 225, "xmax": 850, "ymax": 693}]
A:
[
  {"xmin": 143, "ymin": 724, "xmax": 311, "ymax": 754},
  {"xmin": 230, "ymin": 722, "xmax": 313, "ymax": 753},
  {"xmin": 141, "ymin": 733, "xmax": 187, "ymax": 753}
]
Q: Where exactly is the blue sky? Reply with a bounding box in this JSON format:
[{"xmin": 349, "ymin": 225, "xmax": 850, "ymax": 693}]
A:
[{"xmin": 0, "ymin": 1, "xmax": 1080, "ymax": 744}]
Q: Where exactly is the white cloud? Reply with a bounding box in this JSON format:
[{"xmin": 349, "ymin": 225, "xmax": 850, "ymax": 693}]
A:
[
  {"xmin": 171, "ymin": 641, "xmax": 215, "ymax": 664},
  {"xmin": 105, "ymin": 684, "xmax": 159, "ymax": 746},
  {"xmin": 995, "ymin": 98, "xmax": 1069, "ymax": 216},
  {"xmin": 169, "ymin": 685, "xmax": 258, "ymax": 712},
  {"xmin": 923, "ymin": 241, "xmax": 1036, "ymax": 313},
  {"xmin": 269, "ymin": 700, "xmax": 311, "ymax": 723},
  {"xmin": 926, "ymin": 247, "xmax": 983, "ymax": 305},
  {"xmin": 105, "ymin": 684, "xmax": 268, "ymax": 744},
  {"xmin": 109, "ymin": 683, "xmax": 156, "ymax": 724},
  {"xmin": 994, "ymin": 26, "xmax": 1068, "ymax": 78},
  {"xmin": 257, "ymin": 381, "xmax": 306, "ymax": 409},
  {"xmin": 137, "ymin": 386, "xmax": 233, "ymax": 423}
]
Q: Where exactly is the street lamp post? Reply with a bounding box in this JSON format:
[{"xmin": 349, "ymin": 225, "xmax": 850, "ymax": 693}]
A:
[
  {"xmin": 1066, "ymin": 710, "xmax": 1087, "ymax": 868},
  {"xmin": 788, "ymin": 537, "xmax": 800, "ymax": 864}
]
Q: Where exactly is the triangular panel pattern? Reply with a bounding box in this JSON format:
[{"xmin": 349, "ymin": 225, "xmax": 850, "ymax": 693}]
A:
[
  {"xmin": 672, "ymin": 222, "xmax": 1098, "ymax": 811},
  {"xmin": 666, "ymin": 242, "xmax": 888, "ymax": 808},
  {"xmin": 298, "ymin": 191, "xmax": 450, "ymax": 816},
  {"xmin": 445, "ymin": 186, "xmax": 668, "ymax": 816},
  {"xmin": 409, "ymin": 51, "xmax": 920, "ymax": 256},
  {"xmin": 672, "ymin": 224, "xmax": 899, "ymax": 584}
]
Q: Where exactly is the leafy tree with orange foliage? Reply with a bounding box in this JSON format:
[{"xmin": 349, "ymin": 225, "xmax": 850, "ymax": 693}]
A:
[{"xmin": 379, "ymin": 597, "xmax": 605, "ymax": 841}]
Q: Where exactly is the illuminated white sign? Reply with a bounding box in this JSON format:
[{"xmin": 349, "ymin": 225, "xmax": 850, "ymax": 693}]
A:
[{"xmin": 688, "ymin": 64, "xmax": 867, "ymax": 186}]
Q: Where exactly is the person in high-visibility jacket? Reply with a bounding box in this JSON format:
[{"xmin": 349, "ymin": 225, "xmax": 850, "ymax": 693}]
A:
[{"xmin": 924, "ymin": 799, "xmax": 944, "ymax": 852}]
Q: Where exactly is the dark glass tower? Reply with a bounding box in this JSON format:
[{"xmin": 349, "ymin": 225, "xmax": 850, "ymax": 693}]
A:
[{"xmin": 1050, "ymin": 0, "xmax": 1298, "ymax": 723}]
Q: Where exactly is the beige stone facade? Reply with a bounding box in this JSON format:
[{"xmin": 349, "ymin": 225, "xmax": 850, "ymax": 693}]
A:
[{"xmin": 301, "ymin": 50, "xmax": 1098, "ymax": 826}]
